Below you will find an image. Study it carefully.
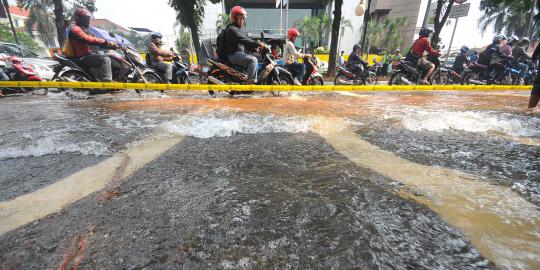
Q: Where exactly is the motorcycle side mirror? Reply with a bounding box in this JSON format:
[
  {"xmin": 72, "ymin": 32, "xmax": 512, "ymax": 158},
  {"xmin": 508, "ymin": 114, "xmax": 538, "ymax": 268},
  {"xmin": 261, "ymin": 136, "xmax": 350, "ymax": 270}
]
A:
[{"xmin": 260, "ymin": 31, "xmax": 264, "ymax": 39}]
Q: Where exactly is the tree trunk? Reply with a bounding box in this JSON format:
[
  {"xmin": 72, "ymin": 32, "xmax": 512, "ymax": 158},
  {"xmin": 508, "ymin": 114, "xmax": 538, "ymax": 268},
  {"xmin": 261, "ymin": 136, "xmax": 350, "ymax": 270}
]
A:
[
  {"xmin": 360, "ymin": 0, "xmax": 372, "ymax": 56},
  {"xmin": 189, "ymin": 24, "xmax": 202, "ymax": 64},
  {"xmin": 2, "ymin": 0, "xmax": 19, "ymax": 44},
  {"xmin": 53, "ymin": 0, "xmax": 64, "ymax": 47},
  {"xmin": 327, "ymin": 0, "xmax": 343, "ymax": 78},
  {"xmin": 431, "ymin": 0, "xmax": 454, "ymax": 48}
]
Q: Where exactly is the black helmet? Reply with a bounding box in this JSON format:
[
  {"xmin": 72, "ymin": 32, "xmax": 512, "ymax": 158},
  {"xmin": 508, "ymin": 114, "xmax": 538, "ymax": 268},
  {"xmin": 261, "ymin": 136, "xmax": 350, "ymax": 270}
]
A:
[
  {"xmin": 151, "ymin": 32, "xmax": 163, "ymax": 39},
  {"xmin": 419, "ymin": 27, "xmax": 434, "ymax": 37},
  {"xmin": 353, "ymin": 44, "xmax": 361, "ymax": 51},
  {"xmin": 493, "ymin": 34, "xmax": 506, "ymax": 44},
  {"xmin": 460, "ymin": 45, "xmax": 469, "ymax": 54},
  {"xmin": 74, "ymin": 8, "xmax": 92, "ymax": 28}
]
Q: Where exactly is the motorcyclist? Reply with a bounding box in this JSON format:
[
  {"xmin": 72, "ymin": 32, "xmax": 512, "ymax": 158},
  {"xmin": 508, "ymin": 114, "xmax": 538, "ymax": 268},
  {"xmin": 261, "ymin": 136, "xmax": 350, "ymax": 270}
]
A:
[
  {"xmin": 512, "ymin": 37, "xmax": 532, "ymax": 80},
  {"xmin": 486, "ymin": 35, "xmax": 510, "ymax": 83},
  {"xmin": 223, "ymin": 6, "xmax": 263, "ymax": 84},
  {"xmin": 283, "ymin": 28, "xmax": 307, "ymax": 85},
  {"xmin": 502, "ymin": 35, "xmax": 518, "ymax": 56},
  {"xmin": 347, "ymin": 44, "xmax": 368, "ymax": 81},
  {"xmin": 0, "ymin": 53, "xmax": 8, "ymax": 97},
  {"xmin": 147, "ymin": 32, "xmax": 174, "ymax": 83},
  {"xmin": 451, "ymin": 45, "xmax": 471, "ymax": 76},
  {"xmin": 66, "ymin": 8, "xmax": 118, "ymax": 82},
  {"xmin": 410, "ymin": 27, "xmax": 440, "ymax": 84},
  {"xmin": 528, "ymin": 2, "xmax": 540, "ymax": 112}
]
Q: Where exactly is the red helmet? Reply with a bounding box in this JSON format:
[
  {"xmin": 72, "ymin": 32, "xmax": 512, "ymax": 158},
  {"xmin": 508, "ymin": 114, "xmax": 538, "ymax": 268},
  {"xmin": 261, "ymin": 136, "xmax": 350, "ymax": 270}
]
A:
[
  {"xmin": 287, "ymin": 28, "xmax": 300, "ymax": 40},
  {"xmin": 74, "ymin": 8, "xmax": 92, "ymax": 27},
  {"xmin": 10, "ymin": 56, "xmax": 22, "ymax": 64},
  {"xmin": 230, "ymin": 6, "xmax": 247, "ymax": 24}
]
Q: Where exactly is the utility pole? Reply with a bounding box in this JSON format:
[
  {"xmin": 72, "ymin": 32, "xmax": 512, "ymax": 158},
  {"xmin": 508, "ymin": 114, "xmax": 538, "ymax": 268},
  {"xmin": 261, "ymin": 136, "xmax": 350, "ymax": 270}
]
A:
[
  {"xmin": 422, "ymin": 0, "xmax": 433, "ymax": 28},
  {"xmin": 2, "ymin": 0, "xmax": 20, "ymax": 44}
]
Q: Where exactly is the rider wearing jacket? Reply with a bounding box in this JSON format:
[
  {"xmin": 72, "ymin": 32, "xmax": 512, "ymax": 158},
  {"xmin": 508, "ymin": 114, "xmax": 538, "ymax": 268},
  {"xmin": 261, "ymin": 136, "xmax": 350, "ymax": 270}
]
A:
[
  {"xmin": 67, "ymin": 8, "xmax": 117, "ymax": 82},
  {"xmin": 513, "ymin": 37, "xmax": 532, "ymax": 80},
  {"xmin": 487, "ymin": 35, "xmax": 510, "ymax": 82},
  {"xmin": 224, "ymin": 6, "xmax": 263, "ymax": 84},
  {"xmin": 283, "ymin": 28, "xmax": 307, "ymax": 85},
  {"xmin": 148, "ymin": 32, "xmax": 174, "ymax": 83},
  {"xmin": 451, "ymin": 46, "xmax": 470, "ymax": 74},
  {"xmin": 347, "ymin": 44, "xmax": 368, "ymax": 80},
  {"xmin": 411, "ymin": 27, "xmax": 440, "ymax": 84}
]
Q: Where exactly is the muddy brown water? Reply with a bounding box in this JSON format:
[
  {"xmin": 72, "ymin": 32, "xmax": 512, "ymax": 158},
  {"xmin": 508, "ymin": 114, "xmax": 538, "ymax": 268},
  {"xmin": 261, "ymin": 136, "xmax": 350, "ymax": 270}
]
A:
[{"xmin": 0, "ymin": 90, "xmax": 538, "ymax": 269}]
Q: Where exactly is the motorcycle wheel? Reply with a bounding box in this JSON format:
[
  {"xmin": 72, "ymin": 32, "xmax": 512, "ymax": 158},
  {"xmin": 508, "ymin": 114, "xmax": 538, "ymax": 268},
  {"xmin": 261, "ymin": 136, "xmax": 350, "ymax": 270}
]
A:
[
  {"xmin": 55, "ymin": 70, "xmax": 92, "ymax": 93},
  {"xmin": 186, "ymin": 74, "xmax": 202, "ymax": 84},
  {"xmin": 137, "ymin": 72, "xmax": 163, "ymax": 94},
  {"xmin": 462, "ymin": 71, "xmax": 484, "ymax": 85},
  {"xmin": 389, "ymin": 71, "xmax": 407, "ymax": 85},
  {"xmin": 310, "ymin": 76, "xmax": 324, "ymax": 86},
  {"xmin": 432, "ymin": 70, "xmax": 449, "ymax": 85},
  {"xmin": 510, "ymin": 73, "xmax": 523, "ymax": 85},
  {"xmin": 334, "ymin": 74, "xmax": 351, "ymax": 85},
  {"xmin": 365, "ymin": 74, "xmax": 378, "ymax": 85}
]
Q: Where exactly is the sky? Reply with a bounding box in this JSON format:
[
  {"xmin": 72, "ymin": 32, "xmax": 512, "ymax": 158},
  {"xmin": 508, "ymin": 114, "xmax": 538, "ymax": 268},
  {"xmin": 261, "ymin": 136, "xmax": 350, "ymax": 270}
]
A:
[{"xmin": 7, "ymin": 0, "xmax": 497, "ymax": 50}]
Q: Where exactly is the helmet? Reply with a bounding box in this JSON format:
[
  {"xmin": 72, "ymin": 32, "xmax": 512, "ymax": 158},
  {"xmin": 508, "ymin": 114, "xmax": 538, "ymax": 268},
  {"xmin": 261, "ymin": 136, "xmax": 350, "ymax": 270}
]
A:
[
  {"xmin": 460, "ymin": 45, "xmax": 469, "ymax": 54},
  {"xmin": 287, "ymin": 28, "xmax": 300, "ymax": 40},
  {"xmin": 230, "ymin": 6, "xmax": 247, "ymax": 24},
  {"xmin": 151, "ymin": 32, "xmax": 163, "ymax": 39},
  {"xmin": 396, "ymin": 48, "xmax": 401, "ymax": 52},
  {"xmin": 74, "ymin": 8, "xmax": 92, "ymax": 28},
  {"xmin": 353, "ymin": 44, "xmax": 361, "ymax": 51},
  {"xmin": 508, "ymin": 35, "xmax": 519, "ymax": 44},
  {"xmin": 493, "ymin": 34, "xmax": 506, "ymax": 44},
  {"xmin": 419, "ymin": 27, "xmax": 434, "ymax": 37},
  {"xmin": 521, "ymin": 37, "xmax": 531, "ymax": 44}
]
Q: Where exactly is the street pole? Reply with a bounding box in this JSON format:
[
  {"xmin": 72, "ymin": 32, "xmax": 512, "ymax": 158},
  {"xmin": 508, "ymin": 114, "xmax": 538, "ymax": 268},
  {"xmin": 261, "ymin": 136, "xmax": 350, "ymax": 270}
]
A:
[
  {"xmin": 422, "ymin": 0, "xmax": 432, "ymax": 28},
  {"xmin": 360, "ymin": 0, "xmax": 372, "ymax": 59},
  {"xmin": 280, "ymin": 2, "xmax": 283, "ymax": 35},
  {"xmin": 2, "ymin": 0, "xmax": 20, "ymax": 45},
  {"xmin": 285, "ymin": 1, "xmax": 289, "ymax": 32},
  {"xmin": 445, "ymin": 17, "xmax": 459, "ymax": 64}
]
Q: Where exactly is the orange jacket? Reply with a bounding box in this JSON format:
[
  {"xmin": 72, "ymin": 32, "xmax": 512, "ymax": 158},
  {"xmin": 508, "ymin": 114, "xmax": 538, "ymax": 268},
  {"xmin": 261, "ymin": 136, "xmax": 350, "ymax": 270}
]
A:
[
  {"xmin": 148, "ymin": 42, "xmax": 173, "ymax": 63},
  {"xmin": 68, "ymin": 25, "xmax": 107, "ymax": 57}
]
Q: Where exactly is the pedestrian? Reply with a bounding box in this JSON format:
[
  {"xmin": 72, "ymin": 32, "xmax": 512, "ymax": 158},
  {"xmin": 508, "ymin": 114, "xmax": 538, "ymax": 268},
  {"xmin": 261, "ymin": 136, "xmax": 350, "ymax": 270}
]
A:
[{"xmin": 338, "ymin": 51, "xmax": 345, "ymax": 67}]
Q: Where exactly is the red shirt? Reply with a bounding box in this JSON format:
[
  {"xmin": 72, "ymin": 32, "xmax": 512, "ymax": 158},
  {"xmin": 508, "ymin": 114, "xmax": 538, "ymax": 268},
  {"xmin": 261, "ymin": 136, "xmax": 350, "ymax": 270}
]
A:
[
  {"xmin": 411, "ymin": 37, "xmax": 440, "ymax": 57},
  {"xmin": 68, "ymin": 25, "xmax": 106, "ymax": 57}
]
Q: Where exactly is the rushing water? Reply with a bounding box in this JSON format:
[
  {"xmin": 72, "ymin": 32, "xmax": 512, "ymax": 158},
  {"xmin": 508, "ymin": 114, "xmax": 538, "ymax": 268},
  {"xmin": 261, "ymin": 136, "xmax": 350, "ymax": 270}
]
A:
[{"xmin": 0, "ymin": 90, "xmax": 538, "ymax": 269}]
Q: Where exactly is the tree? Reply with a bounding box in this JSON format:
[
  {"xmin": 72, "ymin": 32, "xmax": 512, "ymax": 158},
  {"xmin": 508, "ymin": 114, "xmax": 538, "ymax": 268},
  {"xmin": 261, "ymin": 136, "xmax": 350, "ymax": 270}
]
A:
[
  {"xmin": 478, "ymin": 0, "xmax": 537, "ymax": 38},
  {"xmin": 169, "ymin": 0, "xmax": 221, "ymax": 63},
  {"xmin": 327, "ymin": 0, "xmax": 342, "ymax": 77},
  {"xmin": 337, "ymin": 17, "xmax": 352, "ymax": 51},
  {"xmin": 215, "ymin": 13, "xmax": 230, "ymax": 34},
  {"xmin": 317, "ymin": 14, "xmax": 332, "ymax": 47},
  {"xmin": 0, "ymin": 23, "xmax": 41, "ymax": 51},
  {"xmin": 365, "ymin": 20, "xmax": 382, "ymax": 52},
  {"xmin": 18, "ymin": 0, "xmax": 96, "ymax": 47},
  {"xmin": 380, "ymin": 17, "xmax": 408, "ymax": 52},
  {"xmin": 431, "ymin": 0, "xmax": 455, "ymax": 48},
  {"xmin": 24, "ymin": 0, "xmax": 56, "ymax": 47},
  {"xmin": 294, "ymin": 16, "xmax": 320, "ymax": 49},
  {"xmin": 176, "ymin": 26, "xmax": 192, "ymax": 52}
]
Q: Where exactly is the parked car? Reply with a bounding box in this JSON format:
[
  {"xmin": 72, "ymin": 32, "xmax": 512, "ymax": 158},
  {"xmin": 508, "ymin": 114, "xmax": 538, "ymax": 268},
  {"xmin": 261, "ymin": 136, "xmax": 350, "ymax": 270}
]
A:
[{"xmin": 0, "ymin": 42, "xmax": 57, "ymax": 81}]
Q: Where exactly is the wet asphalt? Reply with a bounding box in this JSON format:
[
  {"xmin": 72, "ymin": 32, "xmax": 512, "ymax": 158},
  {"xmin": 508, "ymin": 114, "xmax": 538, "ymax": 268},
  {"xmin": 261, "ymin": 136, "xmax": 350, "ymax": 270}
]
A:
[{"xmin": 0, "ymin": 133, "xmax": 493, "ymax": 269}]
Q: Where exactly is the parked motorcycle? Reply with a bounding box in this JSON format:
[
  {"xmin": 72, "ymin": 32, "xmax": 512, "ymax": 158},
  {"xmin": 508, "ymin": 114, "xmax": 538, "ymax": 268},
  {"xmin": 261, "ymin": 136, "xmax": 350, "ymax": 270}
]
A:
[
  {"xmin": 206, "ymin": 42, "xmax": 294, "ymax": 96},
  {"xmin": 389, "ymin": 55, "xmax": 448, "ymax": 85},
  {"xmin": 163, "ymin": 53, "xmax": 202, "ymax": 84},
  {"xmin": 302, "ymin": 55, "xmax": 324, "ymax": 85},
  {"xmin": 1, "ymin": 55, "xmax": 46, "ymax": 95},
  {"xmin": 52, "ymin": 45, "xmax": 161, "ymax": 94},
  {"xmin": 334, "ymin": 64, "xmax": 378, "ymax": 85}
]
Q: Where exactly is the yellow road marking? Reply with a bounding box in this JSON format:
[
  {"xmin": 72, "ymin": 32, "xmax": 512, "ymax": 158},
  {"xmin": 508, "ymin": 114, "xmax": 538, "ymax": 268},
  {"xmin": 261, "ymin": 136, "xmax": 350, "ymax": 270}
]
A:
[
  {"xmin": 0, "ymin": 135, "xmax": 183, "ymax": 235},
  {"xmin": 312, "ymin": 117, "xmax": 540, "ymax": 270}
]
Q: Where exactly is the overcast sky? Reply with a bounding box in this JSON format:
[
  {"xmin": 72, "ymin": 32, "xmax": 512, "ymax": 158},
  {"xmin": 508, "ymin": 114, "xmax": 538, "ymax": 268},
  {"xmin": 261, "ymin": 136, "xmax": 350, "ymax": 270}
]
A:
[{"xmin": 7, "ymin": 0, "xmax": 497, "ymax": 50}]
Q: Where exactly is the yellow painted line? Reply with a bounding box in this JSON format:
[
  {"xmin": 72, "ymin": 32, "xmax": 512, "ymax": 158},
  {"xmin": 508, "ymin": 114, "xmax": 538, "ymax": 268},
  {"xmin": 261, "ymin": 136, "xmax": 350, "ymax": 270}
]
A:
[
  {"xmin": 312, "ymin": 117, "xmax": 540, "ymax": 270},
  {"xmin": 0, "ymin": 135, "xmax": 183, "ymax": 235},
  {"xmin": 0, "ymin": 81, "xmax": 532, "ymax": 92}
]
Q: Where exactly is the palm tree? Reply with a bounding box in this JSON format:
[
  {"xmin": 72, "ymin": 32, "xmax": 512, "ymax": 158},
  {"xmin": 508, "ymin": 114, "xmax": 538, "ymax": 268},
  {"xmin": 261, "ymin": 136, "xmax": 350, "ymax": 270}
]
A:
[
  {"xmin": 215, "ymin": 13, "xmax": 230, "ymax": 34},
  {"xmin": 294, "ymin": 16, "xmax": 320, "ymax": 50},
  {"xmin": 380, "ymin": 17, "xmax": 408, "ymax": 52},
  {"xmin": 478, "ymin": 0, "xmax": 536, "ymax": 37},
  {"xmin": 317, "ymin": 14, "xmax": 332, "ymax": 47},
  {"xmin": 24, "ymin": 0, "xmax": 56, "ymax": 47}
]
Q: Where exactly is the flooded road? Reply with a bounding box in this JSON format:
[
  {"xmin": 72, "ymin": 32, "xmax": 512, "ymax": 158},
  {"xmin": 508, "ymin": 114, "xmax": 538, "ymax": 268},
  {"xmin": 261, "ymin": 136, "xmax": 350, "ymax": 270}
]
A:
[{"xmin": 0, "ymin": 90, "xmax": 538, "ymax": 269}]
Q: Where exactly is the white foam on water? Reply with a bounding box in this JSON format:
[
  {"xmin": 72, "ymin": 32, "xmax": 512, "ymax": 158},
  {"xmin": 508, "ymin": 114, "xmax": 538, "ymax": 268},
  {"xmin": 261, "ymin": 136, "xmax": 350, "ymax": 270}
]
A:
[
  {"xmin": 161, "ymin": 112, "xmax": 312, "ymax": 138},
  {"xmin": 385, "ymin": 108, "xmax": 539, "ymax": 137},
  {"xmin": 0, "ymin": 136, "xmax": 110, "ymax": 160}
]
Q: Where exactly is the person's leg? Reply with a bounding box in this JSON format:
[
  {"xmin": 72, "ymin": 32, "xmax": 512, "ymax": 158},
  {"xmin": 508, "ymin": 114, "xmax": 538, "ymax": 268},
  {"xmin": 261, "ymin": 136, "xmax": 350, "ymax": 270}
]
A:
[
  {"xmin": 0, "ymin": 70, "xmax": 9, "ymax": 81},
  {"xmin": 110, "ymin": 57, "xmax": 131, "ymax": 81},
  {"xmin": 528, "ymin": 72, "xmax": 540, "ymax": 110},
  {"xmin": 423, "ymin": 64, "xmax": 435, "ymax": 83},
  {"xmin": 518, "ymin": 62, "xmax": 528, "ymax": 80},
  {"xmin": 228, "ymin": 52, "xmax": 258, "ymax": 83},
  {"xmin": 152, "ymin": 62, "xmax": 173, "ymax": 82},
  {"xmin": 80, "ymin": 53, "xmax": 112, "ymax": 82}
]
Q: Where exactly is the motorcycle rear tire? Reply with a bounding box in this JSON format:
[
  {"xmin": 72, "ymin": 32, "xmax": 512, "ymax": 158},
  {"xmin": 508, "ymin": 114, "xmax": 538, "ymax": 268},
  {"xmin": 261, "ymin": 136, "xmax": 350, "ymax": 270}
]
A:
[
  {"xmin": 389, "ymin": 71, "xmax": 406, "ymax": 85},
  {"xmin": 334, "ymin": 74, "xmax": 351, "ymax": 85},
  {"xmin": 461, "ymin": 71, "xmax": 483, "ymax": 85}
]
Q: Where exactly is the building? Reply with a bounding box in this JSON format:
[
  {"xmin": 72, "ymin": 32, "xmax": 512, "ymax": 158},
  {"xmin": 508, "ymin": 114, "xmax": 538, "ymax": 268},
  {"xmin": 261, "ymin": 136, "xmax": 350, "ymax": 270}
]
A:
[
  {"xmin": 368, "ymin": 0, "xmax": 423, "ymax": 51},
  {"xmin": 90, "ymin": 19, "xmax": 131, "ymax": 34}
]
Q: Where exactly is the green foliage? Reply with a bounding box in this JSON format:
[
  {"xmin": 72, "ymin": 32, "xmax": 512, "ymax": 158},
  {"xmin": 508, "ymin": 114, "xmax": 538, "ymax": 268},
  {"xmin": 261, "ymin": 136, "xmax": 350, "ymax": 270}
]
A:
[
  {"xmin": 380, "ymin": 17, "xmax": 408, "ymax": 52},
  {"xmin": 294, "ymin": 16, "xmax": 321, "ymax": 48},
  {"xmin": 478, "ymin": 0, "xmax": 537, "ymax": 38},
  {"xmin": 0, "ymin": 23, "xmax": 41, "ymax": 52},
  {"xmin": 215, "ymin": 13, "xmax": 230, "ymax": 33},
  {"xmin": 111, "ymin": 30, "xmax": 148, "ymax": 51},
  {"xmin": 23, "ymin": 0, "xmax": 56, "ymax": 46},
  {"xmin": 176, "ymin": 26, "xmax": 192, "ymax": 51}
]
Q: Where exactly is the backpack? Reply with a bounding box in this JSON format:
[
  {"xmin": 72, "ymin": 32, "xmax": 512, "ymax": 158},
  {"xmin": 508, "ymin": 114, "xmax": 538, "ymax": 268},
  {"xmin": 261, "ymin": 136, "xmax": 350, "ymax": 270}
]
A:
[{"xmin": 216, "ymin": 25, "xmax": 230, "ymax": 62}]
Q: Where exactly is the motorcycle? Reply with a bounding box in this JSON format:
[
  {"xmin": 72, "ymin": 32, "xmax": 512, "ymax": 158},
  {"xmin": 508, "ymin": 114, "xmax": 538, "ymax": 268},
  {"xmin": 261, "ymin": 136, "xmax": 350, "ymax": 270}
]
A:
[
  {"xmin": 461, "ymin": 60, "xmax": 515, "ymax": 85},
  {"xmin": 389, "ymin": 55, "xmax": 448, "ymax": 85},
  {"xmin": 524, "ymin": 61, "xmax": 538, "ymax": 85},
  {"xmin": 0, "ymin": 55, "xmax": 46, "ymax": 95},
  {"xmin": 52, "ymin": 45, "xmax": 161, "ymax": 94},
  {"xmin": 334, "ymin": 63, "xmax": 378, "ymax": 85},
  {"xmin": 302, "ymin": 55, "xmax": 324, "ymax": 85},
  {"xmin": 157, "ymin": 53, "xmax": 201, "ymax": 84},
  {"xmin": 206, "ymin": 42, "xmax": 294, "ymax": 96}
]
